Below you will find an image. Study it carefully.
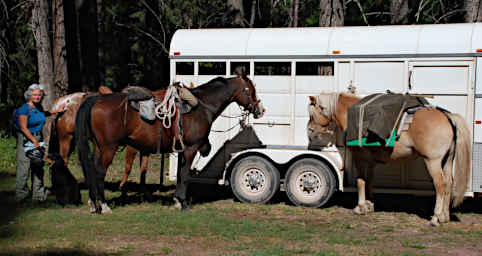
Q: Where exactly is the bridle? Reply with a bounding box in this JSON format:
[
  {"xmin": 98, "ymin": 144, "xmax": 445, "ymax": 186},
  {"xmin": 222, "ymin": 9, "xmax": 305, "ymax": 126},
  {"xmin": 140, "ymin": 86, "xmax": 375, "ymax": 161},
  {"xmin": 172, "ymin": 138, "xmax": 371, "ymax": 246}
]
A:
[{"xmin": 233, "ymin": 78, "xmax": 261, "ymax": 117}]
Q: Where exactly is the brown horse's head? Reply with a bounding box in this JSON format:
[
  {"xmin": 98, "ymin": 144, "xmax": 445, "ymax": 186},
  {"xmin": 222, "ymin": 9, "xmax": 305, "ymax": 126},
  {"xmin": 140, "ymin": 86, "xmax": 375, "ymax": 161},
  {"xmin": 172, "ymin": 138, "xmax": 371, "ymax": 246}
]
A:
[{"xmin": 232, "ymin": 68, "xmax": 265, "ymax": 119}]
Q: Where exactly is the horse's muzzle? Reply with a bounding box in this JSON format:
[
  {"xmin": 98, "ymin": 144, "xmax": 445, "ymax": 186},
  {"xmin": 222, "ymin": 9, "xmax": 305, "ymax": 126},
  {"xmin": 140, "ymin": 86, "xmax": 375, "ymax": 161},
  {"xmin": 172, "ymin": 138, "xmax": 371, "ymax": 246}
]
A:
[{"xmin": 252, "ymin": 102, "xmax": 265, "ymax": 119}]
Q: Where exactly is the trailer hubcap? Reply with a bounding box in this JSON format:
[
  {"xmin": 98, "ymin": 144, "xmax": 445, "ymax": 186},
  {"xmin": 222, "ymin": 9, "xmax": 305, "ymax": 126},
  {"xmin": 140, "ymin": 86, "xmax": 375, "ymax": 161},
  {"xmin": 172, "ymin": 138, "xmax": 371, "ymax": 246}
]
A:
[
  {"xmin": 297, "ymin": 171, "xmax": 321, "ymax": 196},
  {"xmin": 243, "ymin": 168, "xmax": 266, "ymax": 193}
]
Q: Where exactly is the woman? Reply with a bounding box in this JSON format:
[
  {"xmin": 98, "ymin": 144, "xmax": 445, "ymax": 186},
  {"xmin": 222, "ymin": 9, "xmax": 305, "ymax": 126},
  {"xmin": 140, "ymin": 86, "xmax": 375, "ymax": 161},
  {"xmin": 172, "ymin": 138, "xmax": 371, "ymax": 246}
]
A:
[{"xmin": 15, "ymin": 83, "xmax": 65, "ymax": 202}]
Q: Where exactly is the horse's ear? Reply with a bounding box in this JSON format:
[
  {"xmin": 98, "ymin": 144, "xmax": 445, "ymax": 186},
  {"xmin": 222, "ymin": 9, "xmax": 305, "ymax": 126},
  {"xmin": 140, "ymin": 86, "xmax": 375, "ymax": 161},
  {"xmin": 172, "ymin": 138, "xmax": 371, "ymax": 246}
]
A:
[
  {"xmin": 234, "ymin": 66, "xmax": 247, "ymax": 80},
  {"xmin": 309, "ymin": 96, "xmax": 317, "ymax": 105}
]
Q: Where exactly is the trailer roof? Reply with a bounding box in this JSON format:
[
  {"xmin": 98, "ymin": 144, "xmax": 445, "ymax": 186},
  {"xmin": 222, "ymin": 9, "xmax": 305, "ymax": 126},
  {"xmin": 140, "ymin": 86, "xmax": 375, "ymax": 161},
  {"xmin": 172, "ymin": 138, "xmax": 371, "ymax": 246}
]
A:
[{"xmin": 169, "ymin": 23, "xmax": 482, "ymax": 58}]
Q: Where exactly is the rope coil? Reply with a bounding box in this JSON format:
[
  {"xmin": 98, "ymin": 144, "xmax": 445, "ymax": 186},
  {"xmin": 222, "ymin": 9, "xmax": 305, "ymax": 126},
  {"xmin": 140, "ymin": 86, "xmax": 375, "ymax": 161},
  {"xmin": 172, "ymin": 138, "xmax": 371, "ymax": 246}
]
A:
[{"xmin": 154, "ymin": 85, "xmax": 179, "ymax": 129}]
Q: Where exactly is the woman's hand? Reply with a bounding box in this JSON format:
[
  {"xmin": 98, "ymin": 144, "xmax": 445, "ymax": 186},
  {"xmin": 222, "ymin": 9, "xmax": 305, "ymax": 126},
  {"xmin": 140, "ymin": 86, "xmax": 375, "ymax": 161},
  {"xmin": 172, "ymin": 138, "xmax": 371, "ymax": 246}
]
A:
[
  {"xmin": 50, "ymin": 102, "xmax": 67, "ymax": 115},
  {"xmin": 57, "ymin": 103, "xmax": 67, "ymax": 113}
]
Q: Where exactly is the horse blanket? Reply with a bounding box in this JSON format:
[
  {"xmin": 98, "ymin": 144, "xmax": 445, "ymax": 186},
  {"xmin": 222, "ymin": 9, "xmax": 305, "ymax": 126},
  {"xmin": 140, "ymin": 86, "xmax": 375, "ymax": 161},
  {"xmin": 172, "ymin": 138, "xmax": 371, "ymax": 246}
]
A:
[{"xmin": 346, "ymin": 93, "xmax": 428, "ymax": 146}]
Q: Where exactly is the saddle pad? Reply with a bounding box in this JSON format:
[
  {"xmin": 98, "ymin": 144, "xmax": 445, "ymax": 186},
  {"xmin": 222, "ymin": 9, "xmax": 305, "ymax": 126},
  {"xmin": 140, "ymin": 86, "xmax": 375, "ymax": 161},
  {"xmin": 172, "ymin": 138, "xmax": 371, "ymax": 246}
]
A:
[
  {"xmin": 346, "ymin": 93, "xmax": 427, "ymax": 146},
  {"xmin": 122, "ymin": 86, "xmax": 152, "ymax": 101},
  {"xmin": 346, "ymin": 130, "xmax": 397, "ymax": 147}
]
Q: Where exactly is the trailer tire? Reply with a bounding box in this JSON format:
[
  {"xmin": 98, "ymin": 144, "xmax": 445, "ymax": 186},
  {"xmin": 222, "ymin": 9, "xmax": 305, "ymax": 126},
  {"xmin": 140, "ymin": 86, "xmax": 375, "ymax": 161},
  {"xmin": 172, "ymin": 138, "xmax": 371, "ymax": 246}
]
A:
[
  {"xmin": 285, "ymin": 158, "xmax": 336, "ymax": 208},
  {"xmin": 231, "ymin": 156, "xmax": 280, "ymax": 204}
]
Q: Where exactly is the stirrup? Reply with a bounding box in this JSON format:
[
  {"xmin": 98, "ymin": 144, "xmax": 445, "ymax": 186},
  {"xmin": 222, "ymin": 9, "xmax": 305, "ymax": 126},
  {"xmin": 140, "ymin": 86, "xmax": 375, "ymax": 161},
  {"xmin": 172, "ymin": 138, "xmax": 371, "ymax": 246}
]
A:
[{"xmin": 172, "ymin": 138, "xmax": 185, "ymax": 152}]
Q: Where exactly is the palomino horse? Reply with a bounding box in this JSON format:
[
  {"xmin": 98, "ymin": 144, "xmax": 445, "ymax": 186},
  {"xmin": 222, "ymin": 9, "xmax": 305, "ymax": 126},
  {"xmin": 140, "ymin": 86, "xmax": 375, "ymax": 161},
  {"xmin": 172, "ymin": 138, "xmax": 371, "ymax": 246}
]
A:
[
  {"xmin": 75, "ymin": 72, "xmax": 264, "ymax": 213},
  {"xmin": 307, "ymin": 92, "xmax": 470, "ymax": 226},
  {"xmin": 50, "ymin": 87, "xmax": 154, "ymax": 192}
]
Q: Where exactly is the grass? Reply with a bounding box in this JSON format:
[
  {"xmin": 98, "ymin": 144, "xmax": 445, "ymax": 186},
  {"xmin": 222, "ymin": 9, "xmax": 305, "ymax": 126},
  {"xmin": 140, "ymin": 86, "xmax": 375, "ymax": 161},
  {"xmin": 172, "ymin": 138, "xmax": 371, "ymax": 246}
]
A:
[{"xmin": 1, "ymin": 136, "xmax": 482, "ymax": 255}]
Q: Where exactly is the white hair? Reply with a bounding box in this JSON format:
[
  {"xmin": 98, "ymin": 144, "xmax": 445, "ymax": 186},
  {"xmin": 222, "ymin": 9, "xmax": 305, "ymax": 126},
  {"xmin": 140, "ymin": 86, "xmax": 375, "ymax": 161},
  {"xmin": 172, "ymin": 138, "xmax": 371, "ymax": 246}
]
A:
[
  {"xmin": 24, "ymin": 83, "xmax": 46, "ymax": 101},
  {"xmin": 315, "ymin": 92, "xmax": 339, "ymax": 119}
]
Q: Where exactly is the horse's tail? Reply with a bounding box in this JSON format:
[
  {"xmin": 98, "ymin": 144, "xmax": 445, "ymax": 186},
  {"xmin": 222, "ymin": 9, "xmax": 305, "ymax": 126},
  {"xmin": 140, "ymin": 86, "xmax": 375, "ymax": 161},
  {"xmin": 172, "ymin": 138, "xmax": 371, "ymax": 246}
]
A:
[
  {"xmin": 75, "ymin": 96, "xmax": 100, "ymax": 202},
  {"xmin": 449, "ymin": 113, "xmax": 471, "ymax": 207}
]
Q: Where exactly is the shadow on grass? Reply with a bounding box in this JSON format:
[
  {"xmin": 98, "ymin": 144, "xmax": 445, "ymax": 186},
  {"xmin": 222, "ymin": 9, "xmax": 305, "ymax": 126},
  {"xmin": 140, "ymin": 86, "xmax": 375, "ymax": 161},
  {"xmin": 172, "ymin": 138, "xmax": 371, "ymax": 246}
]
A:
[
  {"xmin": 104, "ymin": 181, "xmax": 235, "ymax": 207},
  {"xmin": 323, "ymin": 191, "xmax": 482, "ymax": 221},
  {"xmin": 0, "ymin": 249, "xmax": 100, "ymax": 256}
]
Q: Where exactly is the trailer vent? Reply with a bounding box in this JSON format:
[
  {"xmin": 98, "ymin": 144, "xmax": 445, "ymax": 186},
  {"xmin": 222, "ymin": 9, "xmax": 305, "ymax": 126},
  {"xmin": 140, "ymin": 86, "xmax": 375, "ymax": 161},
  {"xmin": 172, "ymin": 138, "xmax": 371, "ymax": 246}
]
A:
[{"xmin": 472, "ymin": 143, "xmax": 482, "ymax": 192}]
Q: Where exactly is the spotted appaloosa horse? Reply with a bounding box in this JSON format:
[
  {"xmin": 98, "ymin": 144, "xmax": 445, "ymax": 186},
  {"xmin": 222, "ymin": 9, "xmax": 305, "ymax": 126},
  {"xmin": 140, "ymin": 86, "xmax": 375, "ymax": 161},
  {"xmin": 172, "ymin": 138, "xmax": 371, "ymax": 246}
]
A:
[
  {"xmin": 75, "ymin": 71, "xmax": 265, "ymax": 213},
  {"xmin": 307, "ymin": 92, "xmax": 470, "ymax": 226}
]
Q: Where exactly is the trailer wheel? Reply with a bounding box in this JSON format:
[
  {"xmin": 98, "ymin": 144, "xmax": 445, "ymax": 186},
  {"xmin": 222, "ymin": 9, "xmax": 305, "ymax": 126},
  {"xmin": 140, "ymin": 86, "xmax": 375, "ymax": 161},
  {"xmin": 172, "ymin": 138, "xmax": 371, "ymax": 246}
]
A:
[
  {"xmin": 231, "ymin": 156, "xmax": 280, "ymax": 204},
  {"xmin": 285, "ymin": 158, "xmax": 336, "ymax": 208}
]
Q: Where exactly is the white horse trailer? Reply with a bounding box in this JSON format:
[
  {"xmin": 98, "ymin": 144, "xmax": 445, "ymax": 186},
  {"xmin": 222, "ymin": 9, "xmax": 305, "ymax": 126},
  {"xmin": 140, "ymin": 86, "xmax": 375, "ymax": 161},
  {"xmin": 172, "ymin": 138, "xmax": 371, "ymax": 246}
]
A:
[{"xmin": 168, "ymin": 23, "xmax": 482, "ymax": 207}]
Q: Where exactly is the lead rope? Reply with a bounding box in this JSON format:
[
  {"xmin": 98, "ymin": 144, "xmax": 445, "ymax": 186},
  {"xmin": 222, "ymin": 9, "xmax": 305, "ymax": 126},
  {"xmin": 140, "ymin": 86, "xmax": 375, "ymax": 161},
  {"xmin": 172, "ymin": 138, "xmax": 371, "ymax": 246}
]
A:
[{"xmin": 155, "ymin": 85, "xmax": 179, "ymax": 129}]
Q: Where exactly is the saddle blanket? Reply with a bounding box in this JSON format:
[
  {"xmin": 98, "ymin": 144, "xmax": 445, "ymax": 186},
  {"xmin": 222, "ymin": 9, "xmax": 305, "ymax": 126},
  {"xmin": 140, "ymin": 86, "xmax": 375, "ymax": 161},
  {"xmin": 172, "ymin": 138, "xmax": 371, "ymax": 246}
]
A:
[{"xmin": 346, "ymin": 93, "xmax": 428, "ymax": 147}]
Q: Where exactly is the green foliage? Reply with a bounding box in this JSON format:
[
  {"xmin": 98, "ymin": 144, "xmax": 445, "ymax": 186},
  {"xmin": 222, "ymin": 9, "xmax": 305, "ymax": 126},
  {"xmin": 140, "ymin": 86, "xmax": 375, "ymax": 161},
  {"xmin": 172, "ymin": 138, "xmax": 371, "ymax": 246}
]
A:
[
  {"xmin": 0, "ymin": 136, "xmax": 17, "ymax": 175},
  {"xmin": 1, "ymin": 3, "xmax": 37, "ymax": 108}
]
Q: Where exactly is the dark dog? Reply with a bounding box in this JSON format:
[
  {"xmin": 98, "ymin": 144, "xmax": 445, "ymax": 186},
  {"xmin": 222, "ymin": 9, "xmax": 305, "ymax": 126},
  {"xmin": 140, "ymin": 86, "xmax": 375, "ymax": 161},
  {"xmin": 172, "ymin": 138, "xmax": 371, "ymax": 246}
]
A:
[{"xmin": 48, "ymin": 154, "xmax": 81, "ymax": 206}]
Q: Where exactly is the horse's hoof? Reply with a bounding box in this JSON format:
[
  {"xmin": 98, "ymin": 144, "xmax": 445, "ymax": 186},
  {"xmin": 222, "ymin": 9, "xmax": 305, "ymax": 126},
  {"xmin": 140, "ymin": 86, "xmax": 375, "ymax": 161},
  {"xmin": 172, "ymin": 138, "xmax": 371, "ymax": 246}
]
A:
[
  {"xmin": 353, "ymin": 205, "xmax": 363, "ymax": 215},
  {"xmin": 173, "ymin": 197, "xmax": 189, "ymax": 211},
  {"xmin": 430, "ymin": 216, "xmax": 440, "ymax": 227},
  {"xmin": 366, "ymin": 200, "xmax": 375, "ymax": 213},
  {"xmin": 353, "ymin": 202, "xmax": 374, "ymax": 215},
  {"xmin": 173, "ymin": 197, "xmax": 182, "ymax": 210},
  {"xmin": 88, "ymin": 199, "xmax": 96, "ymax": 214},
  {"xmin": 101, "ymin": 203, "xmax": 113, "ymax": 214}
]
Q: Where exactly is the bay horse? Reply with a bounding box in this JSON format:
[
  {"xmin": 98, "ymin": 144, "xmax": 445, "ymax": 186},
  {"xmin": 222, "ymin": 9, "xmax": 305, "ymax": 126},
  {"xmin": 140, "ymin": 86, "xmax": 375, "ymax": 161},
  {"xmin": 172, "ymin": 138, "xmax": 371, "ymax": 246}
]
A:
[
  {"xmin": 75, "ymin": 72, "xmax": 264, "ymax": 213},
  {"xmin": 51, "ymin": 87, "xmax": 153, "ymax": 192},
  {"xmin": 307, "ymin": 92, "xmax": 470, "ymax": 226}
]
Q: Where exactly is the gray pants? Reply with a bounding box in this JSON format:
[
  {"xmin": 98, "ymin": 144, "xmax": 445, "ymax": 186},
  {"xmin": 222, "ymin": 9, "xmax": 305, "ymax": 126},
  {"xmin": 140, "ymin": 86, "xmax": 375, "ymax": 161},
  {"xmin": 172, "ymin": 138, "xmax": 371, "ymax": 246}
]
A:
[{"xmin": 16, "ymin": 132, "xmax": 47, "ymax": 201}]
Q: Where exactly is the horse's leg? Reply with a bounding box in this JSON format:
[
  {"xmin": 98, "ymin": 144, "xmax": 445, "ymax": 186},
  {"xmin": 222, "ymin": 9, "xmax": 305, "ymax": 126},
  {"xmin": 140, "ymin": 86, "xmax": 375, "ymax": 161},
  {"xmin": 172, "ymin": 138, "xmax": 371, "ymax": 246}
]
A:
[
  {"xmin": 424, "ymin": 158, "xmax": 450, "ymax": 226},
  {"xmin": 174, "ymin": 146, "xmax": 198, "ymax": 211},
  {"xmin": 57, "ymin": 127, "xmax": 72, "ymax": 166},
  {"xmin": 95, "ymin": 145, "xmax": 118, "ymax": 214},
  {"xmin": 441, "ymin": 152, "xmax": 454, "ymax": 223},
  {"xmin": 139, "ymin": 153, "xmax": 153, "ymax": 201},
  {"xmin": 353, "ymin": 154, "xmax": 375, "ymax": 215},
  {"xmin": 120, "ymin": 146, "xmax": 137, "ymax": 190}
]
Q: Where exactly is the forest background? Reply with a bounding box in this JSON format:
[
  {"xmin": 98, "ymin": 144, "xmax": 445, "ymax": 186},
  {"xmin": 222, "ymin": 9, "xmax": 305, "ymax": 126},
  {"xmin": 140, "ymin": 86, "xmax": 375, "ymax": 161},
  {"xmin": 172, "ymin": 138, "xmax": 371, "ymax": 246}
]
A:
[{"xmin": 0, "ymin": 0, "xmax": 481, "ymax": 131}]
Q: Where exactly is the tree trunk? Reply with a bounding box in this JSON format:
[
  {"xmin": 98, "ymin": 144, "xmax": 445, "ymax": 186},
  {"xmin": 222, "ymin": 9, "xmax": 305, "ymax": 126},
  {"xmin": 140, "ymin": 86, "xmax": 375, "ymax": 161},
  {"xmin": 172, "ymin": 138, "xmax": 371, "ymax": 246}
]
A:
[
  {"xmin": 228, "ymin": 0, "xmax": 245, "ymax": 27},
  {"xmin": 53, "ymin": 0, "xmax": 69, "ymax": 97},
  {"xmin": 77, "ymin": 0, "xmax": 99, "ymax": 91},
  {"xmin": 31, "ymin": 0, "xmax": 55, "ymax": 153},
  {"xmin": 293, "ymin": 0, "xmax": 299, "ymax": 27},
  {"xmin": 249, "ymin": 0, "xmax": 256, "ymax": 27},
  {"xmin": 319, "ymin": 0, "xmax": 344, "ymax": 27},
  {"xmin": 391, "ymin": 0, "xmax": 410, "ymax": 24},
  {"xmin": 465, "ymin": 0, "xmax": 482, "ymax": 22},
  {"xmin": 31, "ymin": 0, "xmax": 55, "ymax": 108}
]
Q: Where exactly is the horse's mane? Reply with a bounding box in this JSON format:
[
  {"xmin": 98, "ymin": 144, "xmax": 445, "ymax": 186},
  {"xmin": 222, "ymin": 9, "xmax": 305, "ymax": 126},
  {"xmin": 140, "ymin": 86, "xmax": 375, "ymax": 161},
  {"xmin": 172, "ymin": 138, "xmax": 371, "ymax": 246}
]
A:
[{"xmin": 191, "ymin": 77, "xmax": 229, "ymax": 94}]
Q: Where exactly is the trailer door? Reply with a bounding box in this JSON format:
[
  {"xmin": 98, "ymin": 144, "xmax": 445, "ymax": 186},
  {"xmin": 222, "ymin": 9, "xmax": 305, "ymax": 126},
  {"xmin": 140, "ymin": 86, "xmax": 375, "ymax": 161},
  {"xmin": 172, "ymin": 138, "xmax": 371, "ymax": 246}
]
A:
[{"xmin": 408, "ymin": 60, "xmax": 474, "ymax": 192}]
